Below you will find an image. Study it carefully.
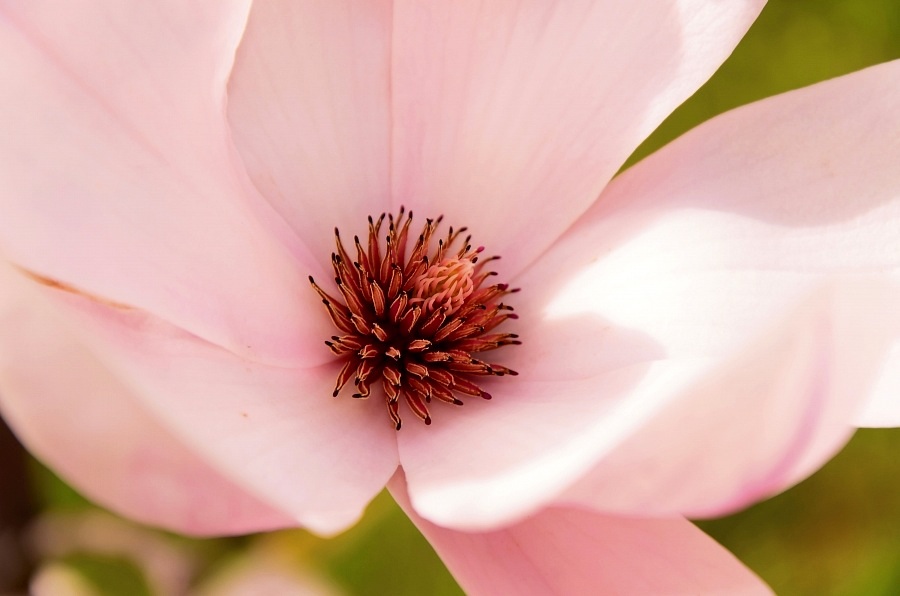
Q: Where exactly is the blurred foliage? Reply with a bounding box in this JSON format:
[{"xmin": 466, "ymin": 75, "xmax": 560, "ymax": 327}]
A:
[
  {"xmin": 60, "ymin": 554, "xmax": 153, "ymax": 596},
  {"xmin": 15, "ymin": 1, "xmax": 900, "ymax": 594}
]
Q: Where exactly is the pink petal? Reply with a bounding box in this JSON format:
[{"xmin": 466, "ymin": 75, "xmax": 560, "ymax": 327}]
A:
[
  {"xmin": 12, "ymin": 269, "xmax": 400, "ymax": 536},
  {"xmin": 390, "ymin": 0, "xmax": 765, "ymax": 276},
  {"xmin": 398, "ymin": 60, "xmax": 900, "ymax": 528},
  {"xmin": 539, "ymin": 58, "xmax": 900, "ymax": 363},
  {"xmin": 525, "ymin": 60, "xmax": 900, "ymax": 516},
  {"xmin": 559, "ymin": 282, "xmax": 893, "ymax": 518},
  {"xmin": 0, "ymin": 263, "xmax": 292, "ymax": 536},
  {"xmin": 226, "ymin": 0, "xmax": 393, "ymax": 262},
  {"xmin": 0, "ymin": 2, "xmax": 328, "ymax": 367},
  {"xmin": 547, "ymin": 58, "xmax": 900, "ymax": 426},
  {"xmin": 389, "ymin": 472, "xmax": 771, "ymax": 596}
]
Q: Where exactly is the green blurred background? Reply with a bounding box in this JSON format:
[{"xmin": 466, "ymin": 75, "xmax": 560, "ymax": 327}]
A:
[{"xmin": 4, "ymin": 1, "xmax": 900, "ymax": 594}]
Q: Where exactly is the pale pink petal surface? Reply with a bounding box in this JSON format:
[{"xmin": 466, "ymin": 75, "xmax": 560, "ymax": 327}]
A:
[
  {"xmin": 0, "ymin": 263, "xmax": 293, "ymax": 536},
  {"xmin": 390, "ymin": 472, "xmax": 771, "ymax": 596},
  {"xmin": 559, "ymin": 282, "xmax": 893, "ymax": 518},
  {"xmin": 390, "ymin": 0, "xmax": 765, "ymax": 276},
  {"xmin": 227, "ymin": 0, "xmax": 393, "ymax": 262},
  {"xmin": 0, "ymin": 2, "xmax": 329, "ymax": 367},
  {"xmin": 399, "ymin": 61, "xmax": 900, "ymax": 528},
  {"xmin": 8, "ymin": 271, "xmax": 400, "ymax": 536}
]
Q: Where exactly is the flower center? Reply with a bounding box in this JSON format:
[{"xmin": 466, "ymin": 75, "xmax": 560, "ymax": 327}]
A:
[
  {"xmin": 309, "ymin": 208, "xmax": 520, "ymax": 430},
  {"xmin": 412, "ymin": 255, "xmax": 476, "ymax": 314}
]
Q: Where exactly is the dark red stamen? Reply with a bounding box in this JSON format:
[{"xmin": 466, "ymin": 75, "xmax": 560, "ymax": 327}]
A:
[{"xmin": 309, "ymin": 208, "xmax": 520, "ymax": 430}]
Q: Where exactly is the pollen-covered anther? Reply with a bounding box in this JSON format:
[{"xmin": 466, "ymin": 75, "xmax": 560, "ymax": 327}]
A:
[
  {"xmin": 412, "ymin": 254, "xmax": 477, "ymax": 314},
  {"xmin": 309, "ymin": 208, "xmax": 519, "ymax": 430}
]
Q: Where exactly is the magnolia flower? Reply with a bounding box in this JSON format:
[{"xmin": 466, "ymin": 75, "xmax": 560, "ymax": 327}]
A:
[{"xmin": 0, "ymin": 1, "xmax": 898, "ymax": 593}]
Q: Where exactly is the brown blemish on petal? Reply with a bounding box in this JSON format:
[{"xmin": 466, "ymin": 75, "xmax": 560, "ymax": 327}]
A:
[{"xmin": 13, "ymin": 265, "xmax": 134, "ymax": 310}]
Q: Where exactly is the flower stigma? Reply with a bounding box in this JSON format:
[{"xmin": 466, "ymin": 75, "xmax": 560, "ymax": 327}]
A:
[{"xmin": 309, "ymin": 208, "xmax": 521, "ymax": 430}]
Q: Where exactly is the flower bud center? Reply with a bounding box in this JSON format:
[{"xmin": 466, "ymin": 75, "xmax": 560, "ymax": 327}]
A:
[{"xmin": 413, "ymin": 256, "xmax": 475, "ymax": 314}]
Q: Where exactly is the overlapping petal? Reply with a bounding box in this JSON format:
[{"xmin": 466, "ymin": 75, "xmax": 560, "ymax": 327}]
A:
[
  {"xmin": 559, "ymin": 282, "xmax": 893, "ymax": 518},
  {"xmin": 0, "ymin": 263, "xmax": 293, "ymax": 536},
  {"xmin": 0, "ymin": 2, "xmax": 329, "ymax": 367},
  {"xmin": 390, "ymin": 0, "xmax": 766, "ymax": 276},
  {"xmin": 397, "ymin": 60, "xmax": 900, "ymax": 529},
  {"xmin": 525, "ymin": 59, "xmax": 900, "ymax": 514},
  {"xmin": 8, "ymin": 267, "xmax": 400, "ymax": 536},
  {"xmin": 390, "ymin": 472, "xmax": 771, "ymax": 595}
]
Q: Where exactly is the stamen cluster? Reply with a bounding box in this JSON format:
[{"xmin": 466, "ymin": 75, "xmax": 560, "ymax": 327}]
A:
[{"xmin": 309, "ymin": 209, "xmax": 520, "ymax": 429}]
